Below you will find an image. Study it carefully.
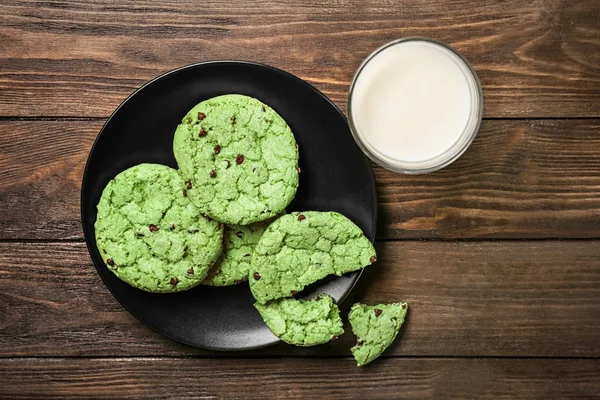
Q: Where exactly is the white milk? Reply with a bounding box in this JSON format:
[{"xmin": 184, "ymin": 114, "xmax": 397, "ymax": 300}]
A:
[{"xmin": 350, "ymin": 40, "xmax": 477, "ymax": 165}]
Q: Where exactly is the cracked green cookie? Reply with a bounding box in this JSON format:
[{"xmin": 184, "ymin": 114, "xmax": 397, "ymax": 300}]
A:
[
  {"xmin": 254, "ymin": 294, "xmax": 343, "ymax": 346},
  {"xmin": 95, "ymin": 163, "xmax": 224, "ymax": 293},
  {"xmin": 249, "ymin": 211, "xmax": 377, "ymax": 304},
  {"xmin": 348, "ymin": 302, "xmax": 408, "ymax": 366},
  {"xmin": 173, "ymin": 94, "xmax": 299, "ymax": 225},
  {"xmin": 202, "ymin": 218, "xmax": 273, "ymax": 286}
]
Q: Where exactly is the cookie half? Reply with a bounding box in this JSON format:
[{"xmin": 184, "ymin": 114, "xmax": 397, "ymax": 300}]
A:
[
  {"xmin": 173, "ymin": 94, "xmax": 299, "ymax": 225},
  {"xmin": 249, "ymin": 211, "xmax": 376, "ymax": 304},
  {"xmin": 254, "ymin": 294, "xmax": 343, "ymax": 346},
  {"xmin": 95, "ymin": 163, "xmax": 223, "ymax": 293}
]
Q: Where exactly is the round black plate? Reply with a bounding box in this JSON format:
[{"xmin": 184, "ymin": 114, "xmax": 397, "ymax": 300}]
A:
[{"xmin": 81, "ymin": 61, "xmax": 377, "ymax": 350}]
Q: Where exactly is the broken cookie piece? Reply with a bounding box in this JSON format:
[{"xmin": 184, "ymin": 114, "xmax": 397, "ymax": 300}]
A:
[
  {"xmin": 348, "ymin": 302, "xmax": 408, "ymax": 366},
  {"xmin": 254, "ymin": 294, "xmax": 343, "ymax": 346}
]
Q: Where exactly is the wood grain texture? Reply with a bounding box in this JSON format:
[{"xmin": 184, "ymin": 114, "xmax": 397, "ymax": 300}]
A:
[
  {"xmin": 1, "ymin": 120, "xmax": 600, "ymax": 240},
  {"xmin": 1, "ymin": 241, "xmax": 599, "ymax": 358},
  {"xmin": 0, "ymin": 357, "xmax": 598, "ymax": 399},
  {"xmin": 0, "ymin": 0, "xmax": 599, "ymax": 118}
]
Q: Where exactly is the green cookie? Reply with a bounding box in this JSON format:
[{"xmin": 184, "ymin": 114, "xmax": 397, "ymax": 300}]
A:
[
  {"xmin": 254, "ymin": 294, "xmax": 344, "ymax": 346},
  {"xmin": 95, "ymin": 164, "xmax": 223, "ymax": 293},
  {"xmin": 202, "ymin": 219, "xmax": 272, "ymax": 286},
  {"xmin": 173, "ymin": 94, "xmax": 299, "ymax": 225},
  {"xmin": 249, "ymin": 211, "xmax": 377, "ymax": 304},
  {"xmin": 348, "ymin": 302, "xmax": 408, "ymax": 366}
]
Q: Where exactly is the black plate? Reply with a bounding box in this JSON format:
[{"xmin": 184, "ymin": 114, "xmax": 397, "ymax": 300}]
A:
[{"xmin": 81, "ymin": 61, "xmax": 377, "ymax": 350}]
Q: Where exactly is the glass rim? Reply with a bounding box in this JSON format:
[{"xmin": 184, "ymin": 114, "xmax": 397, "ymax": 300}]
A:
[{"xmin": 347, "ymin": 37, "xmax": 483, "ymax": 174}]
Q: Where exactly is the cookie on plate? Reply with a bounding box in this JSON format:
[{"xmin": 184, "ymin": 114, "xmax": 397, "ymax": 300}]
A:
[
  {"xmin": 95, "ymin": 163, "xmax": 223, "ymax": 293},
  {"xmin": 173, "ymin": 94, "xmax": 299, "ymax": 225},
  {"xmin": 249, "ymin": 211, "xmax": 376, "ymax": 304},
  {"xmin": 202, "ymin": 218, "xmax": 273, "ymax": 286},
  {"xmin": 348, "ymin": 302, "xmax": 408, "ymax": 366},
  {"xmin": 254, "ymin": 294, "xmax": 343, "ymax": 346}
]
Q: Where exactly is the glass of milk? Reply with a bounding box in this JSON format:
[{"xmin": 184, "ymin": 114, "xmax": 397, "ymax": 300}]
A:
[{"xmin": 348, "ymin": 37, "xmax": 483, "ymax": 174}]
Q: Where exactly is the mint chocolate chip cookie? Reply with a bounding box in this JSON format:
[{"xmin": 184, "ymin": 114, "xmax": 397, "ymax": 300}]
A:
[
  {"xmin": 249, "ymin": 211, "xmax": 376, "ymax": 304},
  {"xmin": 254, "ymin": 294, "xmax": 343, "ymax": 346},
  {"xmin": 173, "ymin": 94, "xmax": 299, "ymax": 225},
  {"xmin": 95, "ymin": 163, "xmax": 223, "ymax": 293},
  {"xmin": 202, "ymin": 218, "xmax": 273, "ymax": 286},
  {"xmin": 348, "ymin": 302, "xmax": 408, "ymax": 366}
]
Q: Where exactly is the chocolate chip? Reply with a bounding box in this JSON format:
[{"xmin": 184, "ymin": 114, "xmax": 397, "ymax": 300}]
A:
[
  {"xmin": 170, "ymin": 277, "xmax": 179, "ymax": 286},
  {"xmin": 136, "ymin": 232, "xmax": 144, "ymax": 237},
  {"xmin": 265, "ymin": 118, "xmax": 271, "ymax": 123},
  {"xmin": 236, "ymin": 154, "xmax": 244, "ymax": 165},
  {"xmin": 370, "ymin": 255, "xmax": 377, "ymax": 263},
  {"xmin": 230, "ymin": 116, "xmax": 236, "ymax": 124},
  {"xmin": 297, "ymin": 167, "xmax": 301, "ymax": 173},
  {"xmin": 149, "ymin": 224, "xmax": 159, "ymax": 232},
  {"xmin": 402, "ymin": 303, "xmax": 407, "ymax": 309},
  {"xmin": 290, "ymin": 290, "xmax": 297, "ymax": 295},
  {"xmin": 209, "ymin": 170, "xmax": 217, "ymax": 178},
  {"xmin": 244, "ymin": 253, "xmax": 251, "ymax": 257},
  {"xmin": 183, "ymin": 189, "xmax": 187, "ymax": 197},
  {"xmin": 374, "ymin": 309, "xmax": 382, "ymax": 317},
  {"xmin": 297, "ymin": 214, "xmax": 306, "ymax": 222},
  {"xmin": 187, "ymin": 267, "xmax": 194, "ymax": 275},
  {"xmin": 106, "ymin": 258, "xmax": 114, "ymax": 266},
  {"xmin": 185, "ymin": 179, "xmax": 192, "ymax": 190},
  {"xmin": 252, "ymin": 167, "xmax": 256, "ymax": 173},
  {"xmin": 225, "ymin": 160, "xmax": 231, "ymax": 168},
  {"xmin": 213, "ymin": 145, "xmax": 221, "ymax": 154},
  {"xmin": 197, "ymin": 112, "xmax": 206, "ymax": 121},
  {"xmin": 198, "ymin": 128, "xmax": 207, "ymax": 137},
  {"xmin": 253, "ymin": 272, "xmax": 261, "ymax": 280},
  {"xmin": 102, "ymin": 249, "xmax": 107, "ymax": 254},
  {"xmin": 170, "ymin": 224, "xmax": 175, "ymax": 231}
]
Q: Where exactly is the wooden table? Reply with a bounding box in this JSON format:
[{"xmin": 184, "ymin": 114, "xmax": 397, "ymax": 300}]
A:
[{"xmin": 1, "ymin": 1, "xmax": 599, "ymax": 398}]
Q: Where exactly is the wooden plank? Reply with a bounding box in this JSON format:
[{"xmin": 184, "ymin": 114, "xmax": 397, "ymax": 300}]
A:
[
  {"xmin": 0, "ymin": 357, "xmax": 598, "ymax": 399},
  {"xmin": 1, "ymin": 119, "xmax": 600, "ymax": 240},
  {"xmin": 0, "ymin": 0, "xmax": 599, "ymax": 118},
  {"xmin": 1, "ymin": 241, "xmax": 598, "ymax": 358}
]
